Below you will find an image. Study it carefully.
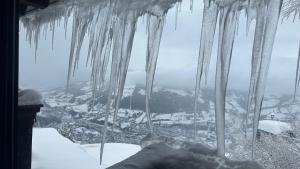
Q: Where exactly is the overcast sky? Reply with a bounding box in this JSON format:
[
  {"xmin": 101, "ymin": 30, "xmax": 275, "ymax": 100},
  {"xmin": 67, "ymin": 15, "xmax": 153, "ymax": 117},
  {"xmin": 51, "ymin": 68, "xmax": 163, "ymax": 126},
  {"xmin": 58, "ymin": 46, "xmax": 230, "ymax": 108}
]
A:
[{"xmin": 19, "ymin": 0, "xmax": 300, "ymax": 94}]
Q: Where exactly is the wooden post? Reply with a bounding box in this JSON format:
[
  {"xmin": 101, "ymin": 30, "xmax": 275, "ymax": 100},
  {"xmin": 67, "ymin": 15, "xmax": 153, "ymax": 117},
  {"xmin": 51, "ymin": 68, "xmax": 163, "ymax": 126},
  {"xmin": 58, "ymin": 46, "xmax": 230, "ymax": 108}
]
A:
[{"xmin": 17, "ymin": 105, "xmax": 43, "ymax": 169}]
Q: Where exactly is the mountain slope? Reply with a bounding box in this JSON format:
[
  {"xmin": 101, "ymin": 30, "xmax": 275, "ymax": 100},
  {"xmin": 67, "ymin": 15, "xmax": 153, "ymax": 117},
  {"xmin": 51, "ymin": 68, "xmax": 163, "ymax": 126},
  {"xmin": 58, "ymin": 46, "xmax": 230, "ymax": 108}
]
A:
[{"xmin": 36, "ymin": 81, "xmax": 300, "ymax": 146}]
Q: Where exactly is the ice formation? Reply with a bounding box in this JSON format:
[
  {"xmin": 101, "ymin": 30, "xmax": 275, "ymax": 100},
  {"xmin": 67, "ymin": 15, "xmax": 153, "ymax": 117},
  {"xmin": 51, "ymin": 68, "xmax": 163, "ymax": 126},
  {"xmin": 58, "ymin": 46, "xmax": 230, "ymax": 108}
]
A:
[
  {"xmin": 194, "ymin": 0, "xmax": 283, "ymax": 157},
  {"xmin": 21, "ymin": 0, "xmax": 298, "ymax": 162},
  {"xmin": 214, "ymin": 1, "xmax": 239, "ymax": 156},
  {"xmin": 193, "ymin": 0, "xmax": 218, "ymax": 139},
  {"xmin": 246, "ymin": 0, "xmax": 282, "ymax": 158},
  {"xmin": 145, "ymin": 13, "xmax": 167, "ymax": 134},
  {"xmin": 22, "ymin": 0, "xmax": 180, "ymax": 164}
]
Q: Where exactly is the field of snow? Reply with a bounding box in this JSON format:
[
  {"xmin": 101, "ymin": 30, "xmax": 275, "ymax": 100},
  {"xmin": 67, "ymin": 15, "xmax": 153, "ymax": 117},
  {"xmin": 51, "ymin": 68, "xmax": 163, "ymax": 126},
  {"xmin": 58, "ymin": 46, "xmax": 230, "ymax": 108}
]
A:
[{"xmin": 32, "ymin": 128, "xmax": 141, "ymax": 169}]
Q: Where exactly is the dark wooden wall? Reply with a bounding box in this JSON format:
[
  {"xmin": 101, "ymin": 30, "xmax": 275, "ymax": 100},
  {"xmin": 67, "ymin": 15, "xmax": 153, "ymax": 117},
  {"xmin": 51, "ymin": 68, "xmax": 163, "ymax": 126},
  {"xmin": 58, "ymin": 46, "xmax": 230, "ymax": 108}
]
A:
[{"xmin": 0, "ymin": 1, "xmax": 19, "ymax": 169}]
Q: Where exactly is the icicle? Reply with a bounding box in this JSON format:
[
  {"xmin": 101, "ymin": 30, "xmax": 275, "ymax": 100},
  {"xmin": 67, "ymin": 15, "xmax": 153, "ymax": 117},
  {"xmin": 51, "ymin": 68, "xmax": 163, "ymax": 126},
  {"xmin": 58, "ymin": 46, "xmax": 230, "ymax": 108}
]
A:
[
  {"xmin": 34, "ymin": 20, "xmax": 41, "ymax": 64},
  {"xmin": 145, "ymin": 14, "xmax": 166, "ymax": 133},
  {"xmin": 145, "ymin": 14, "xmax": 151, "ymax": 70},
  {"xmin": 72, "ymin": 19, "xmax": 90, "ymax": 75},
  {"xmin": 175, "ymin": 2, "xmax": 179, "ymax": 30},
  {"xmin": 190, "ymin": 0, "xmax": 194, "ymax": 11},
  {"xmin": 245, "ymin": 0, "xmax": 256, "ymax": 35},
  {"xmin": 67, "ymin": 9, "xmax": 80, "ymax": 86},
  {"xmin": 51, "ymin": 21, "xmax": 55, "ymax": 50},
  {"xmin": 99, "ymin": 9, "xmax": 139, "ymax": 165},
  {"xmin": 214, "ymin": 2, "xmax": 239, "ymax": 156},
  {"xmin": 99, "ymin": 18, "xmax": 124, "ymax": 164},
  {"xmin": 43, "ymin": 24, "xmax": 48, "ymax": 40},
  {"xmin": 247, "ymin": 0, "xmax": 283, "ymax": 158},
  {"xmin": 179, "ymin": 1, "xmax": 182, "ymax": 12},
  {"xmin": 294, "ymin": 43, "xmax": 300, "ymax": 99},
  {"xmin": 67, "ymin": 7, "xmax": 95, "ymax": 86},
  {"xmin": 112, "ymin": 12, "xmax": 138, "ymax": 132},
  {"xmin": 194, "ymin": 0, "xmax": 218, "ymax": 138},
  {"xmin": 63, "ymin": 8, "xmax": 71, "ymax": 39}
]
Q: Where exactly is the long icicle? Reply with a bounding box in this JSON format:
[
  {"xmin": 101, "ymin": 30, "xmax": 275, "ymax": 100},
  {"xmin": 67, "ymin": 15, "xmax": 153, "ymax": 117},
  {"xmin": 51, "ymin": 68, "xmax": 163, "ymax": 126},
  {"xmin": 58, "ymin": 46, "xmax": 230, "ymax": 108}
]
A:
[
  {"xmin": 112, "ymin": 12, "xmax": 138, "ymax": 133},
  {"xmin": 66, "ymin": 8, "xmax": 80, "ymax": 87},
  {"xmin": 214, "ymin": 2, "xmax": 239, "ymax": 156},
  {"xmin": 247, "ymin": 0, "xmax": 283, "ymax": 158},
  {"xmin": 294, "ymin": 43, "xmax": 300, "ymax": 99},
  {"xmin": 99, "ymin": 18, "xmax": 123, "ymax": 164},
  {"xmin": 145, "ymin": 14, "xmax": 166, "ymax": 133},
  {"xmin": 100, "ymin": 10, "xmax": 139, "ymax": 165},
  {"xmin": 194, "ymin": 0, "xmax": 218, "ymax": 139}
]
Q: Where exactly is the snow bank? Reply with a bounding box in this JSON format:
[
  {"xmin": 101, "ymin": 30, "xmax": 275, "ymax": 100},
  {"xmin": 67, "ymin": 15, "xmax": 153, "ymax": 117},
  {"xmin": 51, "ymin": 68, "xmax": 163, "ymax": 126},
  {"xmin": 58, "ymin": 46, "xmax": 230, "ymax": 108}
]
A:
[
  {"xmin": 32, "ymin": 128, "xmax": 141, "ymax": 169},
  {"xmin": 32, "ymin": 128, "xmax": 102, "ymax": 169},
  {"xmin": 258, "ymin": 120, "xmax": 292, "ymax": 135}
]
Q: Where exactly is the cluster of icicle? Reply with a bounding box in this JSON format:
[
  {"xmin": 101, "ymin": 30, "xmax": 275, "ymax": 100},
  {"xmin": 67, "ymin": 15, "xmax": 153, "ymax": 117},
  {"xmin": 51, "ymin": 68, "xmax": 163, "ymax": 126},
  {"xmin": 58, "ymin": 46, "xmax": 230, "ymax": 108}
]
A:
[
  {"xmin": 21, "ymin": 0, "xmax": 300, "ymax": 164},
  {"xmin": 22, "ymin": 0, "xmax": 180, "ymax": 164},
  {"xmin": 194, "ymin": 0, "xmax": 283, "ymax": 157}
]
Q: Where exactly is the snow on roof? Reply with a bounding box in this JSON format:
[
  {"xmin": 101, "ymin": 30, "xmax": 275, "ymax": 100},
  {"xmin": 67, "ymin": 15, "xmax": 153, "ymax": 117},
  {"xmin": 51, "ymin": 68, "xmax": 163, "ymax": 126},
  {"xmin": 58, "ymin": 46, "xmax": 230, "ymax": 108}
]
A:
[
  {"xmin": 18, "ymin": 89, "xmax": 43, "ymax": 106},
  {"xmin": 32, "ymin": 128, "xmax": 101, "ymax": 169},
  {"xmin": 258, "ymin": 120, "xmax": 292, "ymax": 135},
  {"xmin": 32, "ymin": 128, "xmax": 141, "ymax": 169}
]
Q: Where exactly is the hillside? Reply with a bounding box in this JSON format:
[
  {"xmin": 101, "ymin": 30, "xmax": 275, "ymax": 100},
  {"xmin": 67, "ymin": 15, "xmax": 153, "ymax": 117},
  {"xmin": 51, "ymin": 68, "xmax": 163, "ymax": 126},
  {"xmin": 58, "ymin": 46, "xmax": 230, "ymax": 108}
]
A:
[{"xmin": 35, "ymin": 81, "xmax": 300, "ymax": 146}]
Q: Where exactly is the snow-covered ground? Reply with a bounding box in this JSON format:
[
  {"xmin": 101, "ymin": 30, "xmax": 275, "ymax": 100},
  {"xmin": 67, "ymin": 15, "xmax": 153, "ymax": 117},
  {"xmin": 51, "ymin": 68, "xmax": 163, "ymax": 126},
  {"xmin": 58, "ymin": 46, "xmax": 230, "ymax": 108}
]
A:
[
  {"xmin": 32, "ymin": 128, "xmax": 141, "ymax": 169},
  {"xmin": 258, "ymin": 120, "xmax": 292, "ymax": 135}
]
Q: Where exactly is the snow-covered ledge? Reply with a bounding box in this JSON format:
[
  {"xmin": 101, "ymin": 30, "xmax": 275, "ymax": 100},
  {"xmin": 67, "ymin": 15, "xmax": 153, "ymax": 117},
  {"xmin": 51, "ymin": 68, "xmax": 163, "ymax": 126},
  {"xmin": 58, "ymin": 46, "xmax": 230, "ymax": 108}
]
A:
[
  {"xmin": 18, "ymin": 89, "xmax": 43, "ymax": 106},
  {"xmin": 32, "ymin": 128, "xmax": 141, "ymax": 169}
]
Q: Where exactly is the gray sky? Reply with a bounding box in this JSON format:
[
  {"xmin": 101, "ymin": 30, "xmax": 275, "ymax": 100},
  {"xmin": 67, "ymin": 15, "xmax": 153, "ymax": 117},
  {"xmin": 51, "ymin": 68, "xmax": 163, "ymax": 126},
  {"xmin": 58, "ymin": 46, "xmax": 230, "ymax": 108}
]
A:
[{"xmin": 19, "ymin": 0, "xmax": 300, "ymax": 94}]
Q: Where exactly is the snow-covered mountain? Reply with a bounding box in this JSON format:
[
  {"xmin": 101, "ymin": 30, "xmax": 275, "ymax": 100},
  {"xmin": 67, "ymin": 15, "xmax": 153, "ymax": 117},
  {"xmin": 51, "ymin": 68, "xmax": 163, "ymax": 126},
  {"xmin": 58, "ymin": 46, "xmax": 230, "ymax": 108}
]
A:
[{"xmin": 35, "ymin": 81, "xmax": 300, "ymax": 146}]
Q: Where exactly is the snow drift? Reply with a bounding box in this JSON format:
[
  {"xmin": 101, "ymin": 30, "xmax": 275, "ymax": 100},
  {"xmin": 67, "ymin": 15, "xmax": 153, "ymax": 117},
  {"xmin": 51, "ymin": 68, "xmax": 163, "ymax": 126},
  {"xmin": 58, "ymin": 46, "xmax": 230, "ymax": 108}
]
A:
[{"xmin": 32, "ymin": 128, "xmax": 141, "ymax": 169}]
